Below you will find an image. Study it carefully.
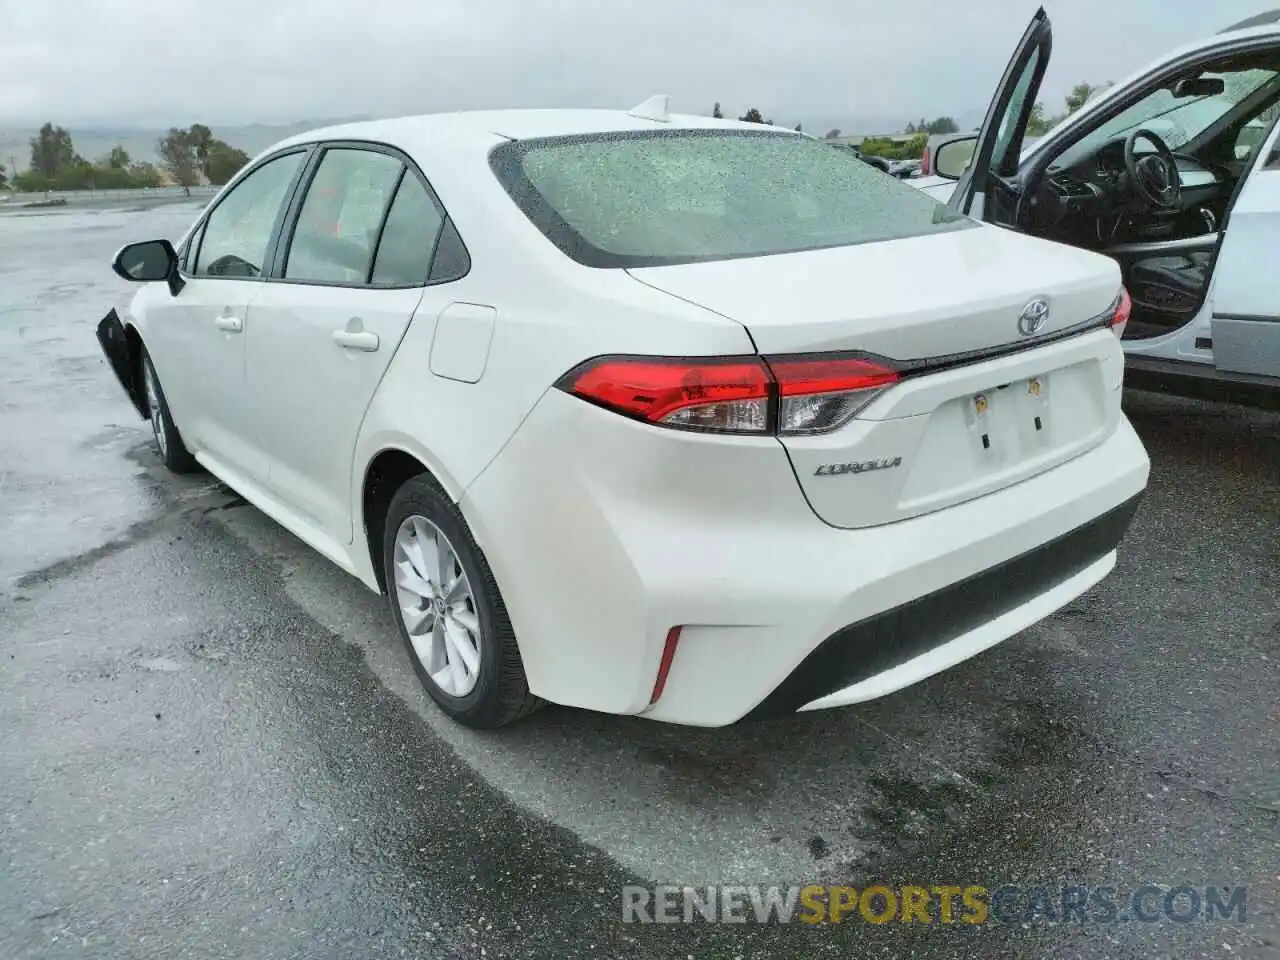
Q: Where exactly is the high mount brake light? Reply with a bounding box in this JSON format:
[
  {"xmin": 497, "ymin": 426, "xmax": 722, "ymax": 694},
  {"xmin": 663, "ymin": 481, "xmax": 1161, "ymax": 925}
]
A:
[{"xmin": 555, "ymin": 353, "xmax": 901, "ymax": 435}]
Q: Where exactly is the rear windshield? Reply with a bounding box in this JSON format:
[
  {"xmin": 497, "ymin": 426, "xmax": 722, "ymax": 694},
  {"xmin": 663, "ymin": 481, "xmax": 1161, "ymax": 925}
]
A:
[{"xmin": 489, "ymin": 129, "xmax": 974, "ymax": 268}]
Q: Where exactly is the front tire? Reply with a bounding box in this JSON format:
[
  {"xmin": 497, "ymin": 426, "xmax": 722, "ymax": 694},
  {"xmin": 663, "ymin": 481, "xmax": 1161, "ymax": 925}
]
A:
[
  {"xmin": 382, "ymin": 476, "xmax": 540, "ymax": 729},
  {"xmin": 141, "ymin": 351, "xmax": 198, "ymax": 474}
]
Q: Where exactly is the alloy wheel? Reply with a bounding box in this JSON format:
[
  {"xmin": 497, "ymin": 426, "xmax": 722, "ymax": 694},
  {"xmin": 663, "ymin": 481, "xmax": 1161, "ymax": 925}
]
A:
[
  {"xmin": 143, "ymin": 362, "xmax": 167, "ymax": 457},
  {"xmin": 392, "ymin": 514, "xmax": 482, "ymax": 697}
]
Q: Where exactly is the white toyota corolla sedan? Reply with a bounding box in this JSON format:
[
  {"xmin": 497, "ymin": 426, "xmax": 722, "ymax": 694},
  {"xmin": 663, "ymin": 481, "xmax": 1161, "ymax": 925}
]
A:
[{"xmin": 98, "ymin": 96, "xmax": 1149, "ymax": 729}]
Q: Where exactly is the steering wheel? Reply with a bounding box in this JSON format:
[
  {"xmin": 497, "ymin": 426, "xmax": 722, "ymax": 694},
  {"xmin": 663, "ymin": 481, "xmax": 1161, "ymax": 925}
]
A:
[
  {"xmin": 205, "ymin": 253, "xmax": 260, "ymax": 278},
  {"xmin": 1124, "ymin": 129, "xmax": 1181, "ymax": 210}
]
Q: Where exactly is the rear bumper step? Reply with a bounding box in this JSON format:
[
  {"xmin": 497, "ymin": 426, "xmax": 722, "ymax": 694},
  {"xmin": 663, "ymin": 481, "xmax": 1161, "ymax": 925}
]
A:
[{"xmin": 744, "ymin": 493, "xmax": 1143, "ymax": 720}]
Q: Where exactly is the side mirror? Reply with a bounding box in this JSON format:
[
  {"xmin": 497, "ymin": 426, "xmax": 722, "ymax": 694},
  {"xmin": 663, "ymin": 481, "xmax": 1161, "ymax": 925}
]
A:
[
  {"xmin": 111, "ymin": 239, "xmax": 184, "ymax": 296},
  {"xmin": 932, "ymin": 136, "xmax": 979, "ymax": 180}
]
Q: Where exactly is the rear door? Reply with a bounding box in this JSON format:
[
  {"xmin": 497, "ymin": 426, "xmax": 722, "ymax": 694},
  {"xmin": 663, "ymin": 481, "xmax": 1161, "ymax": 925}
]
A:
[
  {"xmin": 245, "ymin": 144, "xmax": 448, "ymax": 543},
  {"xmin": 949, "ymin": 8, "xmax": 1052, "ymax": 221},
  {"xmin": 1205, "ymin": 118, "xmax": 1280, "ymax": 380}
]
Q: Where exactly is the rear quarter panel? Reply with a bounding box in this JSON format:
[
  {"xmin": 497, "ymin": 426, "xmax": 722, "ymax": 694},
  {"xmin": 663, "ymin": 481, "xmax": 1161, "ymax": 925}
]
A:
[{"xmin": 348, "ymin": 154, "xmax": 757, "ymax": 561}]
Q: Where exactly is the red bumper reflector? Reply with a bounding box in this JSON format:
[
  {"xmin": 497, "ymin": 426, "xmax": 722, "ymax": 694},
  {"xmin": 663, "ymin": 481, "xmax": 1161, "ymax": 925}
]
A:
[{"xmin": 649, "ymin": 626, "xmax": 683, "ymax": 704}]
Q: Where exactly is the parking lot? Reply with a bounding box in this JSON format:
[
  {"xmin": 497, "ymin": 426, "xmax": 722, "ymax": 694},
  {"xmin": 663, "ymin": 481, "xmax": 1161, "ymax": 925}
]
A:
[{"xmin": 1, "ymin": 200, "xmax": 1276, "ymax": 958}]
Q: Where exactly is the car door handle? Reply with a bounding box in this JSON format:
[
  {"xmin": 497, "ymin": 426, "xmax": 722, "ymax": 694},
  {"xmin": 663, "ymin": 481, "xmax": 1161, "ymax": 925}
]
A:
[
  {"xmin": 214, "ymin": 315, "xmax": 243, "ymax": 333},
  {"xmin": 332, "ymin": 329, "xmax": 380, "ymax": 352}
]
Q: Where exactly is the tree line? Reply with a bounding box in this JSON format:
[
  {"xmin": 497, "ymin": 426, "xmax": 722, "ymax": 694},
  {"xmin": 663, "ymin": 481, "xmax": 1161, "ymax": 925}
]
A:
[
  {"xmin": 1029, "ymin": 82, "xmax": 1107, "ymax": 136},
  {"xmin": 9, "ymin": 122, "xmax": 250, "ymax": 193},
  {"xmin": 12, "ymin": 123, "xmax": 163, "ymax": 192},
  {"xmin": 711, "ymin": 103, "xmax": 804, "ymax": 132},
  {"xmin": 709, "ymin": 82, "xmax": 1103, "ymax": 164},
  {"xmin": 157, "ymin": 125, "xmax": 251, "ymax": 193}
]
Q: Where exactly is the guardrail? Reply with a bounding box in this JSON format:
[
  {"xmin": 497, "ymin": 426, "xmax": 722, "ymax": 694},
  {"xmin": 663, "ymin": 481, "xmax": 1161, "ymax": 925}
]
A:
[{"xmin": 1, "ymin": 185, "xmax": 220, "ymax": 205}]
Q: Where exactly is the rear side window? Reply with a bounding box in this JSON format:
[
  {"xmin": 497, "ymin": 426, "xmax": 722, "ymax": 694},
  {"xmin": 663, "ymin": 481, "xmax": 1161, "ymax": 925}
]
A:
[
  {"xmin": 490, "ymin": 130, "xmax": 973, "ymax": 268},
  {"xmin": 371, "ymin": 175, "xmax": 444, "ymax": 286},
  {"xmin": 285, "ymin": 148, "xmax": 403, "ymax": 284},
  {"xmin": 427, "ymin": 219, "xmax": 470, "ymax": 284}
]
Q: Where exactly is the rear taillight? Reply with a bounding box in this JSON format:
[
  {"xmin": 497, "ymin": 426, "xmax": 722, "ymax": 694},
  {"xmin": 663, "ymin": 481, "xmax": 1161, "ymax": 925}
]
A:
[
  {"xmin": 557, "ymin": 356, "xmax": 771, "ymax": 432},
  {"xmin": 1110, "ymin": 287, "xmax": 1132, "ymax": 338},
  {"xmin": 767, "ymin": 355, "xmax": 900, "ymax": 434},
  {"xmin": 920, "ymin": 146, "xmax": 932, "ymax": 176},
  {"xmin": 556, "ymin": 352, "xmax": 899, "ymax": 435}
]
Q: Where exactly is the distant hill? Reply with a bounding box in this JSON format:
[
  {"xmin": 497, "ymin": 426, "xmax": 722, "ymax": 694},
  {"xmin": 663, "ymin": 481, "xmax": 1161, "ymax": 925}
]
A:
[{"xmin": 0, "ymin": 117, "xmax": 371, "ymax": 172}]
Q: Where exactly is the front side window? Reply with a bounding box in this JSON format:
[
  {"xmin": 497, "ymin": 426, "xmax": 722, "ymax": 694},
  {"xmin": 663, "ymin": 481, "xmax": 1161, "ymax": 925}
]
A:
[
  {"xmin": 194, "ymin": 152, "xmax": 305, "ymax": 278},
  {"xmin": 990, "ymin": 47, "xmax": 1042, "ymax": 175},
  {"xmin": 179, "ymin": 220, "xmax": 206, "ymax": 272},
  {"xmin": 285, "ymin": 148, "xmax": 404, "ymax": 284},
  {"xmin": 490, "ymin": 130, "xmax": 972, "ymax": 268}
]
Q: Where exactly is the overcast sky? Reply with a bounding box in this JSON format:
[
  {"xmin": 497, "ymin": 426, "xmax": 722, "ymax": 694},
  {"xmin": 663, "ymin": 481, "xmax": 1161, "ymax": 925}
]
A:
[{"xmin": 1, "ymin": 1, "xmax": 1273, "ymax": 131}]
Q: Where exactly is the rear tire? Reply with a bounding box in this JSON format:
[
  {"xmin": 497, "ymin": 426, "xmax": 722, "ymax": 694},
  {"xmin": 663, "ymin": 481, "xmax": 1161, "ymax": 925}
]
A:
[
  {"xmin": 382, "ymin": 476, "xmax": 541, "ymax": 729},
  {"xmin": 141, "ymin": 351, "xmax": 199, "ymax": 474}
]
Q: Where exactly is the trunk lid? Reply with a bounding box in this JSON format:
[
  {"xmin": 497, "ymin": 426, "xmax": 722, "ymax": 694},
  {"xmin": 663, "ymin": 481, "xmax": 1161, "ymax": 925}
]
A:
[
  {"xmin": 629, "ymin": 226, "xmax": 1127, "ymax": 528},
  {"xmin": 627, "ymin": 224, "xmax": 1119, "ymax": 358}
]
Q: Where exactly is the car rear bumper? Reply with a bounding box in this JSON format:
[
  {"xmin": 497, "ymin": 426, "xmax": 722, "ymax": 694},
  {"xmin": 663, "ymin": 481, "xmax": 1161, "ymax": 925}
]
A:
[
  {"xmin": 461, "ymin": 390, "xmax": 1150, "ymax": 726},
  {"xmin": 747, "ymin": 495, "xmax": 1139, "ymax": 719}
]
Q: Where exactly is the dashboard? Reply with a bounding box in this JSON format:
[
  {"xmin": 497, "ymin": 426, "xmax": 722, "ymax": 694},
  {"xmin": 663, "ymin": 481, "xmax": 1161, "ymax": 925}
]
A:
[
  {"xmin": 1085, "ymin": 140, "xmax": 1221, "ymax": 190},
  {"xmin": 1032, "ymin": 137, "xmax": 1232, "ymax": 245}
]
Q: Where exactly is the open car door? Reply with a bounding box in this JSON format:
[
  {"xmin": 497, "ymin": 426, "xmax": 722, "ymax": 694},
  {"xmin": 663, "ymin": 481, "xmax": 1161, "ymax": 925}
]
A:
[
  {"xmin": 948, "ymin": 8, "xmax": 1052, "ymax": 222},
  {"xmin": 1204, "ymin": 119, "xmax": 1280, "ymax": 383}
]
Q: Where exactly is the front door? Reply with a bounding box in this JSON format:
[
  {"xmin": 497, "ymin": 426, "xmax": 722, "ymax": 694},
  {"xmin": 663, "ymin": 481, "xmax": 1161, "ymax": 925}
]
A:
[
  {"xmin": 948, "ymin": 9, "xmax": 1052, "ymax": 221},
  {"xmin": 1206, "ymin": 121, "xmax": 1280, "ymax": 379},
  {"xmin": 148, "ymin": 149, "xmax": 310, "ymax": 482},
  {"xmin": 247, "ymin": 145, "xmax": 448, "ymax": 542}
]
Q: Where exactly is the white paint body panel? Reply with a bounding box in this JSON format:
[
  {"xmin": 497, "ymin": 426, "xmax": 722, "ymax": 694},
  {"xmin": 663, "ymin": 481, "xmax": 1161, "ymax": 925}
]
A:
[
  {"xmin": 247, "ymin": 282, "xmax": 425, "ymax": 542},
  {"xmin": 464, "ymin": 392, "xmax": 1146, "ymax": 724},
  {"xmin": 430, "ymin": 302, "xmax": 497, "ymax": 383},
  {"xmin": 630, "ymin": 223, "xmax": 1120, "ymax": 359},
  {"xmin": 1206, "ymin": 116, "xmax": 1280, "ymax": 378},
  {"xmin": 124, "ymin": 107, "xmax": 1151, "ymax": 726},
  {"xmin": 143, "ymin": 277, "xmax": 265, "ymax": 481}
]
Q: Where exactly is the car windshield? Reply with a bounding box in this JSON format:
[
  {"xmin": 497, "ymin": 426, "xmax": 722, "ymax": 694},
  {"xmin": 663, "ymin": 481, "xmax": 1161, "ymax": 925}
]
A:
[
  {"xmin": 1052, "ymin": 68, "xmax": 1280, "ymax": 169},
  {"xmin": 490, "ymin": 130, "xmax": 973, "ymax": 268}
]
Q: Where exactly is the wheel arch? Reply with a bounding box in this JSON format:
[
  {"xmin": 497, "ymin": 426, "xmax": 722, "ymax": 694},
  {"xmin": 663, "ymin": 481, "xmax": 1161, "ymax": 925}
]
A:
[{"xmin": 359, "ymin": 444, "xmax": 462, "ymax": 594}]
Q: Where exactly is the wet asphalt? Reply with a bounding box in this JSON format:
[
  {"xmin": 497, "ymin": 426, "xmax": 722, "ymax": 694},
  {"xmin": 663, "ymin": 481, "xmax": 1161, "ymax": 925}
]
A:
[{"xmin": 0, "ymin": 200, "xmax": 1277, "ymax": 959}]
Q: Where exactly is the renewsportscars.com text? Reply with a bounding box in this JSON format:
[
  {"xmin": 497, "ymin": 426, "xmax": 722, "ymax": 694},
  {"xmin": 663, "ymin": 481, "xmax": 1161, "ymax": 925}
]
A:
[{"xmin": 622, "ymin": 884, "xmax": 1248, "ymax": 925}]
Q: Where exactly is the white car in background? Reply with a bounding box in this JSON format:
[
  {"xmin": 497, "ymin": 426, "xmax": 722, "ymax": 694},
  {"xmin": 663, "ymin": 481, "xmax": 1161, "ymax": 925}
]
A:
[
  {"xmin": 915, "ymin": 8, "xmax": 1280, "ymax": 404},
  {"xmin": 98, "ymin": 94, "xmax": 1148, "ymax": 729}
]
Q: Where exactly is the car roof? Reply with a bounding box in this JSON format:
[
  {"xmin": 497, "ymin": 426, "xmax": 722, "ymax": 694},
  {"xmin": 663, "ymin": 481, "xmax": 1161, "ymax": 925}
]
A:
[
  {"xmin": 256, "ymin": 108, "xmax": 807, "ymax": 266},
  {"xmin": 271, "ymin": 108, "xmax": 783, "ymax": 153},
  {"xmin": 1221, "ymin": 9, "xmax": 1280, "ymax": 33}
]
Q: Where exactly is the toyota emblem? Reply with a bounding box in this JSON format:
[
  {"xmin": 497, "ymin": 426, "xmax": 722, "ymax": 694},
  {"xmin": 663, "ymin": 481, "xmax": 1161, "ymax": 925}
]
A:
[{"xmin": 1018, "ymin": 297, "xmax": 1050, "ymax": 337}]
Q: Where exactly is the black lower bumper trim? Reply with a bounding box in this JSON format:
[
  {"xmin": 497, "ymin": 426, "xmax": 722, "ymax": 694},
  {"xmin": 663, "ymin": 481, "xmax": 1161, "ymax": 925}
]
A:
[
  {"xmin": 1124, "ymin": 357, "xmax": 1280, "ymax": 411},
  {"xmin": 744, "ymin": 494, "xmax": 1143, "ymax": 721}
]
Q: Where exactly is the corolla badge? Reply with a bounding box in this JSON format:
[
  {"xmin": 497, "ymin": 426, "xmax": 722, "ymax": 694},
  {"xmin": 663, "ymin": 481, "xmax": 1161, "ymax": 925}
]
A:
[
  {"xmin": 814, "ymin": 457, "xmax": 903, "ymax": 477},
  {"xmin": 1018, "ymin": 297, "xmax": 1050, "ymax": 336}
]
